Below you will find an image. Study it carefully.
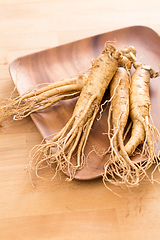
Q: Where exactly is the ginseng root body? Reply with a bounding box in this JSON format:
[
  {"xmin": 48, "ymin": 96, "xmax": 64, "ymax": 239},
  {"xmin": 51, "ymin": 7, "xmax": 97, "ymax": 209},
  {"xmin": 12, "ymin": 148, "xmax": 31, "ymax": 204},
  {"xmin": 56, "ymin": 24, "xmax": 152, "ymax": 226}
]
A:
[
  {"xmin": 124, "ymin": 65, "xmax": 160, "ymax": 170},
  {"xmin": 103, "ymin": 53, "xmax": 141, "ymax": 188},
  {"xmin": 29, "ymin": 44, "xmax": 121, "ymax": 180}
]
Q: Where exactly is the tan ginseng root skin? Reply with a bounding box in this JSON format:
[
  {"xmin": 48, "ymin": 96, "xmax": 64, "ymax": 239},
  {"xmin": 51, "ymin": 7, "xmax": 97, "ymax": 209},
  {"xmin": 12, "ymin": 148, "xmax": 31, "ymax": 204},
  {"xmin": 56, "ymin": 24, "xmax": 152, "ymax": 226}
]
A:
[
  {"xmin": 124, "ymin": 67, "xmax": 149, "ymax": 156},
  {"xmin": 103, "ymin": 46, "xmax": 144, "ymax": 189},
  {"xmin": 29, "ymin": 44, "xmax": 121, "ymax": 181},
  {"xmin": 103, "ymin": 66, "xmax": 141, "ymax": 189},
  {"xmin": 124, "ymin": 65, "xmax": 160, "ymax": 182},
  {"xmin": 0, "ymin": 71, "xmax": 89, "ymax": 125}
]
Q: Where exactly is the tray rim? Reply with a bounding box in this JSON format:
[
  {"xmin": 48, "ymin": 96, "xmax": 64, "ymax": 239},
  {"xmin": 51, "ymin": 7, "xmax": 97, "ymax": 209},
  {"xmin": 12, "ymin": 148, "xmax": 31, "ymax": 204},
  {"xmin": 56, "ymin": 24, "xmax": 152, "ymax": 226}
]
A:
[{"xmin": 9, "ymin": 25, "xmax": 160, "ymax": 69}]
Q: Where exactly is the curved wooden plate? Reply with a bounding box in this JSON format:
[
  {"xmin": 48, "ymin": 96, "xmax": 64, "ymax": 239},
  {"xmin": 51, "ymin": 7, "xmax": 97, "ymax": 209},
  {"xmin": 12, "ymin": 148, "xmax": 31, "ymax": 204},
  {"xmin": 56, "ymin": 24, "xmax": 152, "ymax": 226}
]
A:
[{"xmin": 9, "ymin": 25, "xmax": 160, "ymax": 180}]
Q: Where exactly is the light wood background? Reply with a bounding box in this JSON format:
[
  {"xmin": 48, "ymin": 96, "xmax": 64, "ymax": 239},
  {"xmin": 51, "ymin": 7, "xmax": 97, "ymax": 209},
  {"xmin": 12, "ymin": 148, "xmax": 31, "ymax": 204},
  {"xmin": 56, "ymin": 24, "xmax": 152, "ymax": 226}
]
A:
[{"xmin": 1, "ymin": 0, "xmax": 160, "ymax": 239}]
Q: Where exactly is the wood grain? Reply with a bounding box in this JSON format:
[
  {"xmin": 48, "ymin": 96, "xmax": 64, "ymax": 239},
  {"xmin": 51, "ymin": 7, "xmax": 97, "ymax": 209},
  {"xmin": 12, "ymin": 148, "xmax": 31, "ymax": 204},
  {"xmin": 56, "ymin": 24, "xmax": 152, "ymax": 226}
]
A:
[{"xmin": 1, "ymin": 1, "xmax": 160, "ymax": 240}]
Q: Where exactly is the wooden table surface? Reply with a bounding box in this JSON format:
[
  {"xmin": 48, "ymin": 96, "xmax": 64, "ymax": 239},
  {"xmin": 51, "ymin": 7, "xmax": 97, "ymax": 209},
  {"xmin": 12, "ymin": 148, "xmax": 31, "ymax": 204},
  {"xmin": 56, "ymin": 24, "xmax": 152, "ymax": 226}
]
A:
[{"xmin": 1, "ymin": 0, "xmax": 160, "ymax": 239}]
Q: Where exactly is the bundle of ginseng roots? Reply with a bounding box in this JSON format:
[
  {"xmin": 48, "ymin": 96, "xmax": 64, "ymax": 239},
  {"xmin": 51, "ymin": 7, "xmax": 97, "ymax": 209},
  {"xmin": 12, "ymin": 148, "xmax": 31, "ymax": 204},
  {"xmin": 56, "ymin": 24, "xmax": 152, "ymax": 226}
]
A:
[{"xmin": 0, "ymin": 43, "xmax": 160, "ymax": 189}]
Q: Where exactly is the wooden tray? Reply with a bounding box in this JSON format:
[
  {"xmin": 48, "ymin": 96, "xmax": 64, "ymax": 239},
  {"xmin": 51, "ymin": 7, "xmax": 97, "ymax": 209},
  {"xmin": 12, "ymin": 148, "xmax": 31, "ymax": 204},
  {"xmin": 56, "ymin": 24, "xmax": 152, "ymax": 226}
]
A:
[{"xmin": 9, "ymin": 25, "xmax": 160, "ymax": 180}]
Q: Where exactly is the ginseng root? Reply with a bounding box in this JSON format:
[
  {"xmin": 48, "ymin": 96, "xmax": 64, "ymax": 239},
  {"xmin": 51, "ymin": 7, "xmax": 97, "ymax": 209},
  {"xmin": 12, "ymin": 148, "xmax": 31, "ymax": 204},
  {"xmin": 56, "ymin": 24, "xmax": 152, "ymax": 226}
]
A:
[
  {"xmin": 29, "ymin": 44, "xmax": 121, "ymax": 180},
  {"xmin": 103, "ymin": 50, "xmax": 141, "ymax": 188},
  {"xmin": 124, "ymin": 63, "xmax": 160, "ymax": 173},
  {"xmin": 0, "ymin": 71, "xmax": 89, "ymax": 124}
]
